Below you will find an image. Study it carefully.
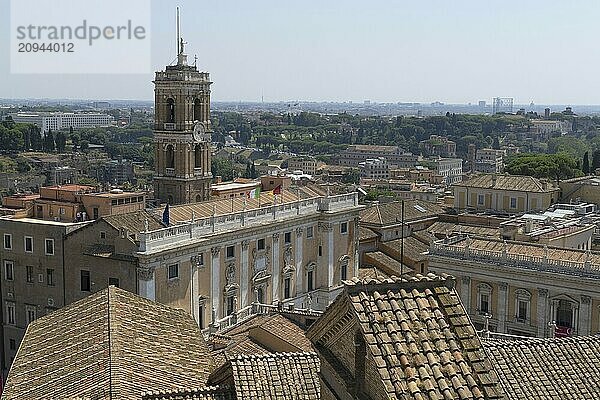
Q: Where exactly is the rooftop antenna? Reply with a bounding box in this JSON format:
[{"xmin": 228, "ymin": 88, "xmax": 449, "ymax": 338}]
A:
[
  {"xmin": 176, "ymin": 7, "xmax": 188, "ymax": 65},
  {"xmin": 176, "ymin": 6, "xmax": 180, "ymax": 56}
]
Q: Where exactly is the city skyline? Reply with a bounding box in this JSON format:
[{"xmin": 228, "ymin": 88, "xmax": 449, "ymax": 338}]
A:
[{"xmin": 2, "ymin": 0, "xmax": 600, "ymax": 104}]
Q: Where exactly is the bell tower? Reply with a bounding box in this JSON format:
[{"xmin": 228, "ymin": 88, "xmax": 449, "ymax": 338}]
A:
[{"xmin": 153, "ymin": 8, "xmax": 212, "ymax": 205}]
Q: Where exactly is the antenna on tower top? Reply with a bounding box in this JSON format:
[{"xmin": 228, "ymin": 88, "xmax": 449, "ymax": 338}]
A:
[
  {"xmin": 175, "ymin": 6, "xmax": 188, "ymax": 66},
  {"xmin": 176, "ymin": 7, "xmax": 180, "ymax": 56}
]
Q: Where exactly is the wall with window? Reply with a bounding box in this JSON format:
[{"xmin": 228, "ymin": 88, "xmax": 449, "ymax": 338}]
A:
[
  {"xmin": 0, "ymin": 218, "xmax": 74, "ymax": 377},
  {"xmin": 63, "ymin": 219, "xmax": 138, "ymax": 305}
]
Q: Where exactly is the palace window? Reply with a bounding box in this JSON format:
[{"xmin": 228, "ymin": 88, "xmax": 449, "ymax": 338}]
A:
[
  {"xmin": 477, "ymin": 283, "xmax": 492, "ymax": 315},
  {"xmin": 284, "ymin": 232, "xmax": 292, "ymax": 244},
  {"xmin": 168, "ymin": 264, "xmax": 179, "ymax": 280},
  {"xmin": 341, "ymin": 263, "xmax": 348, "ymax": 281},
  {"xmin": 510, "ymin": 197, "xmax": 517, "ymax": 209},
  {"xmin": 257, "ymin": 238, "xmax": 266, "ymax": 251},
  {"xmin": 307, "ymin": 270, "xmax": 314, "ymax": 292},
  {"xmin": 81, "ymin": 270, "xmax": 91, "ymax": 291},
  {"xmin": 6, "ymin": 303, "xmax": 15, "ymax": 325},
  {"xmin": 556, "ymin": 299, "xmax": 574, "ymax": 328},
  {"xmin": 47, "ymin": 269, "xmax": 55, "ymax": 286},
  {"xmin": 109, "ymin": 277, "xmax": 120, "ymax": 287},
  {"xmin": 24, "ymin": 236, "xmax": 33, "ymax": 253},
  {"xmin": 340, "ymin": 222, "xmax": 348, "ymax": 234},
  {"xmin": 226, "ymin": 245, "xmax": 235, "ymax": 259},
  {"xmin": 477, "ymin": 194, "xmax": 484, "ymax": 206},
  {"xmin": 26, "ymin": 305, "xmax": 36, "ymax": 325},
  {"xmin": 514, "ymin": 289, "xmax": 531, "ymax": 323},
  {"xmin": 306, "ymin": 226, "xmax": 314, "ymax": 239},
  {"xmin": 45, "ymin": 238, "xmax": 54, "ymax": 255},
  {"xmin": 4, "ymin": 261, "xmax": 14, "ymax": 281},
  {"xmin": 195, "ymin": 145, "xmax": 203, "ymax": 169},
  {"xmin": 4, "ymin": 234, "xmax": 12, "ymax": 250},
  {"xmin": 226, "ymin": 295, "xmax": 235, "ymax": 316},
  {"xmin": 26, "ymin": 266, "xmax": 33, "ymax": 283},
  {"xmin": 256, "ymin": 287, "xmax": 265, "ymax": 304},
  {"xmin": 284, "ymin": 278, "xmax": 291, "ymax": 299}
]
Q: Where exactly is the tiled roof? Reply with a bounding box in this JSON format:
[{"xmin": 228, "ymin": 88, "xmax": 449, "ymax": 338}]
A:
[
  {"xmin": 427, "ymin": 221, "xmax": 501, "ymax": 239},
  {"xmin": 360, "ymin": 199, "xmax": 445, "ymax": 227},
  {"xmin": 3, "ymin": 286, "xmax": 213, "ymax": 399},
  {"xmin": 358, "ymin": 266, "xmax": 391, "ymax": 280},
  {"xmin": 359, "ymin": 226, "xmax": 379, "ymax": 241},
  {"xmin": 363, "ymin": 251, "xmax": 412, "ymax": 276},
  {"xmin": 160, "ymin": 189, "xmax": 322, "ymax": 225},
  {"xmin": 454, "ymin": 174, "xmax": 556, "ymax": 192},
  {"xmin": 310, "ymin": 274, "xmax": 504, "ymax": 399},
  {"xmin": 142, "ymin": 386, "xmax": 235, "ymax": 400},
  {"xmin": 380, "ymin": 235, "xmax": 429, "ymax": 263},
  {"xmin": 412, "ymin": 229, "xmax": 437, "ymax": 245},
  {"xmin": 103, "ymin": 209, "xmax": 164, "ymax": 235},
  {"xmin": 484, "ymin": 336, "xmax": 600, "ymax": 399},
  {"xmin": 211, "ymin": 314, "xmax": 314, "ymax": 368},
  {"xmin": 212, "ymin": 352, "xmax": 321, "ymax": 399}
]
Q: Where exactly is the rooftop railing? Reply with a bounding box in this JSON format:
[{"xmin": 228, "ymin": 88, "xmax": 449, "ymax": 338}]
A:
[
  {"xmin": 429, "ymin": 235, "xmax": 600, "ymax": 279},
  {"xmin": 139, "ymin": 192, "xmax": 359, "ymax": 253}
]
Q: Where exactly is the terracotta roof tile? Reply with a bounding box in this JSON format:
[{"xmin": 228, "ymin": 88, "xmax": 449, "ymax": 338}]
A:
[
  {"xmin": 360, "ymin": 199, "xmax": 445, "ymax": 227},
  {"xmin": 484, "ymin": 336, "xmax": 600, "ymax": 399},
  {"xmin": 314, "ymin": 274, "xmax": 504, "ymax": 400},
  {"xmin": 227, "ymin": 352, "xmax": 321, "ymax": 399},
  {"xmin": 3, "ymin": 287, "xmax": 213, "ymax": 399},
  {"xmin": 454, "ymin": 174, "xmax": 556, "ymax": 193}
]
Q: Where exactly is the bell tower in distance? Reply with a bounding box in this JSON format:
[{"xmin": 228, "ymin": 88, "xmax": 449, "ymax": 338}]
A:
[{"xmin": 153, "ymin": 8, "xmax": 212, "ymax": 205}]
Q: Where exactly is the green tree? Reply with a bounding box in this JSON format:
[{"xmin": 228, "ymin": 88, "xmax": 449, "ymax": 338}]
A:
[
  {"xmin": 55, "ymin": 131, "xmax": 67, "ymax": 153},
  {"xmin": 593, "ymin": 150, "xmax": 600, "ymax": 171},
  {"xmin": 583, "ymin": 151, "xmax": 590, "ymax": 175}
]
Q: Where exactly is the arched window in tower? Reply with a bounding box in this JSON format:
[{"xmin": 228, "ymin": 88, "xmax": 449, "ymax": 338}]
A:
[
  {"xmin": 166, "ymin": 145, "xmax": 175, "ymax": 169},
  {"xmin": 193, "ymin": 98, "xmax": 202, "ymax": 122},
  {"xmin": 166, "ymin": 98, "xmax": 175, "ymax": 123},
  {"xmin": 195, "ymin": 145, "xmax": 202, "ymax": 169}
]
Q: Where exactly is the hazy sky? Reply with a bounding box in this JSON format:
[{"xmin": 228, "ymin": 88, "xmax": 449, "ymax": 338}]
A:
[{"xmin": 1, "ymin": 0, "xmax": 600, "ymax": 104}]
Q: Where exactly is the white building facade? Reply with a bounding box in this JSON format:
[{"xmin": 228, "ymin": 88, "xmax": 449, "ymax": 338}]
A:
[{"xmin": 11, "ymin": 112, "xmax": 114, "ymax": 132}]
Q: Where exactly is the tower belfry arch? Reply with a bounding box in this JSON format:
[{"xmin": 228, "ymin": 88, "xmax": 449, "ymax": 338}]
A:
[{"xmin": 153, "ymin": 7, "xmax": 213, "ymax": 205}]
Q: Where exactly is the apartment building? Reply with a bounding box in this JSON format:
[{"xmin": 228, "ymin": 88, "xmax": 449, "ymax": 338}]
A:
[
  {"xmin": 337, "ymin": 145, "xmax": 418, "ymax": 168},
  {"xmin": 359, "ymin": 157, "xmax": 389, "ymax": 180},
  {"xmin": 287, "ymin": 156, "xmax": 318, "ymax": 175},
  {"xmin": 452, "ymin": 174, "xmax": 560, "ymax": 214},
  {"xmin": 0, "ymin": 217, "xmax": 87, "ymax": 377}
]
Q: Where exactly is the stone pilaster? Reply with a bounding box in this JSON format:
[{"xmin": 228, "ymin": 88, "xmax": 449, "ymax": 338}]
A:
[
  {"xmin": 295, "ymin": 228, "xmax": 303, "ymax": 297},
  {"xmin": 211, "ymin": 246, "xmax": 221, "ymax": 318},
  {"xmin": 579, "ymin": 295, "xmax": 592, "ymax": 335},
  {"xmin": 537, "ymin": 288, "xmax": 549, "ymax": 337},
  {"xmin": 460, "ymin": 276, "xmax": 472, "ymax": 313},
  {"xmin": 497, "ymin": 282, "xmax": 508, "ymax": 333},
  {"xmin": 137, "ymin": 267, "xmax": 155, "ymax": 301},
  {"xmin": 240, "ymin": 240, "xmax": 249, "ymax": 308},
  {"xmin": 272, "ymin": 233, "xmax": 280, "ymax": 302}
]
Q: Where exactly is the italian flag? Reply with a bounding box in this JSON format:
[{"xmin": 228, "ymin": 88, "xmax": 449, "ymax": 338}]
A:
[{"xmin": 248, "ymin": 187, "xmax": 261, "ymax": 199}]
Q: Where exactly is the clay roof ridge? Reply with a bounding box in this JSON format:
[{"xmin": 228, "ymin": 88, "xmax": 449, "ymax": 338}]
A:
[{"xmin": 233, "ymin": 351, "xmax": 318, "ymax": 361}]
